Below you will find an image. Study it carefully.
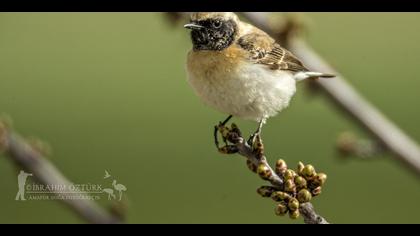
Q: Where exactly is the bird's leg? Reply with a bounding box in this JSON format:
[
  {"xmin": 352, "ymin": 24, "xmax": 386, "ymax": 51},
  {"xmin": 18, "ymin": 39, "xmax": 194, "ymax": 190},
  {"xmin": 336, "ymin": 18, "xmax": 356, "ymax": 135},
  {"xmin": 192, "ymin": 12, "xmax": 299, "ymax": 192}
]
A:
[
  {"xmin": 248, "ymin": 119, "xmax": 265, "ymax": 149},
  {"xmin": 214, "ymin": 115, "xmax": 238, "ymax": 154}
]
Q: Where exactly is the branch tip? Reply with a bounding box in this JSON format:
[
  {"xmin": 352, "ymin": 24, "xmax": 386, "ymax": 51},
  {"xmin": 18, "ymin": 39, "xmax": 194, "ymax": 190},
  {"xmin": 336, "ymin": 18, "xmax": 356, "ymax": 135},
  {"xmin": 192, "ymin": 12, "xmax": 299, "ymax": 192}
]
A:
[{"xmin": 216, "ymin": 122, "xmax": 329, "ymax": 223}]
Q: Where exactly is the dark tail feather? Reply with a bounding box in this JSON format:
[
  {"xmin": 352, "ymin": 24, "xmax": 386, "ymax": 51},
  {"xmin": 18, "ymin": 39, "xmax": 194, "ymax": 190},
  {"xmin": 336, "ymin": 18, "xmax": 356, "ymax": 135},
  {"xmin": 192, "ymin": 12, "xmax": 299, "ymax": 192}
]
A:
[{"xmin": 318, "ymin": 73, "xmax": 335, "ymax": 78}]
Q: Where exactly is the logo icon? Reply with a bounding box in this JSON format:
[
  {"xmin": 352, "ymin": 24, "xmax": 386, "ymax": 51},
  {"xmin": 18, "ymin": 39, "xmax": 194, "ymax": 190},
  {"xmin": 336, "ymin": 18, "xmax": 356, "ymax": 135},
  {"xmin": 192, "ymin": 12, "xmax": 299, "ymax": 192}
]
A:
[
  {"xmin": 15, "ymin": 170, "xmax": 33, "ymax": 201},
  {"xmin": 101, "ymin": 170, "xmax": 127, "ymax": 201}
]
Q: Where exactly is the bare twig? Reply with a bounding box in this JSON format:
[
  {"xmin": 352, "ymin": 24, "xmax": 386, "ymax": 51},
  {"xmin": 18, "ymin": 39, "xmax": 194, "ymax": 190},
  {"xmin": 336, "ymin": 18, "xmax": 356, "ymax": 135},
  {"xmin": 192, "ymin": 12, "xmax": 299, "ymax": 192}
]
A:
[
  {"xmin": 299, "ymin": 202, "xmax": 329, "ymax": 224},
  {"xmin": 0, "ymin": 121, "xmax": 122, "ymax": 224},
  {"xmin": 240, "ymin": 12, "xmax": 420, "ymax": 177}
]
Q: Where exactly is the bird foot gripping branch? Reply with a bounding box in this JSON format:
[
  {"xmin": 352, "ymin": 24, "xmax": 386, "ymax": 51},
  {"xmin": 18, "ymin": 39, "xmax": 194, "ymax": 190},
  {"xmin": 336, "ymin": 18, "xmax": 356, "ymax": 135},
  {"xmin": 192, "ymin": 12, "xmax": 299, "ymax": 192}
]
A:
[
  {"xmin": 215, "ymin": 122, "xmax": 265, "ymax": 157},
  {"xmin": 214, "ymin": 122, "xmax": 328, "ymax": 223}
]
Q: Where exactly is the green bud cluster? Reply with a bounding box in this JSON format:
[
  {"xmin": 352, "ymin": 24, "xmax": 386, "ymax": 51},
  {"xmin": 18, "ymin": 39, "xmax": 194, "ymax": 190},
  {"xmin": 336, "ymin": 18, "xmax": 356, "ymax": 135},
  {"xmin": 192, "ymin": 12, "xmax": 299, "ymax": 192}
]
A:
[{"xmin": 258, "ymin": 160, "xmax": 327, "ymax": 220}]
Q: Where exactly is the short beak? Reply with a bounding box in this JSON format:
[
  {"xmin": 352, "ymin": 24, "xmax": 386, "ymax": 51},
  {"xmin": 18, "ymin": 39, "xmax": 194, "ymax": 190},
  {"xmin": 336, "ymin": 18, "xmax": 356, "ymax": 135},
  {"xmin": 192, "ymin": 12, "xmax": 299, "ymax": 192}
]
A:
[{"xmin": 183, "ymin": 23, "xmax": 204, "ymax": 30}]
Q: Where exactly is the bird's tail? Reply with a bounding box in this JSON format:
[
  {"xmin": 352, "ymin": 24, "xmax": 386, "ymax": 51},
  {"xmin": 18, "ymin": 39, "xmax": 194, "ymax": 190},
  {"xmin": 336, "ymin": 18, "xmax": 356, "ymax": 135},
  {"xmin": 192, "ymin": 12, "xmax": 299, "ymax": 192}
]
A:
[{"xmin": 294, "ymin": 71, "xmax": 335, "ymax": 82}]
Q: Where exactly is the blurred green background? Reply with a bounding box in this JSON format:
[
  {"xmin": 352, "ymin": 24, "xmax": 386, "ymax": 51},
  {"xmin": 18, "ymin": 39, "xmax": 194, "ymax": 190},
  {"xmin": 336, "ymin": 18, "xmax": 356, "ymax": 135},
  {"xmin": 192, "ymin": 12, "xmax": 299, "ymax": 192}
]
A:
[{"xmin": 1, "ymin": 12, "xmax": 420, "ymax": 224}]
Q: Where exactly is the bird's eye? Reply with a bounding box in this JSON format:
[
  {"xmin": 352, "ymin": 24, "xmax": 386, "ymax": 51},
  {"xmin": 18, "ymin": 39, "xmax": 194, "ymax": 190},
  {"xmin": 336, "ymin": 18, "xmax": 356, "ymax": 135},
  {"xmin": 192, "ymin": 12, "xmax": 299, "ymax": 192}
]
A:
[{"xmin": 212, "ymin": 20, "xmax": 222, "ymax": 28}]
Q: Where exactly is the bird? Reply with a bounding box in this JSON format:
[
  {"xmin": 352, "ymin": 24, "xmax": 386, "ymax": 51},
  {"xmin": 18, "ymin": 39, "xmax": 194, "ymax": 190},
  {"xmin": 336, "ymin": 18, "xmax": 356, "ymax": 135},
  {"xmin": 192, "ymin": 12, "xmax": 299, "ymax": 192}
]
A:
[
  {"xmin": 184, "ymin": 12, "xmax": 334, "ymax": 148},
  {"xmin": 102, "ymin": 188, "xmax": 116, "ymax": 200},
  {"xmin": 112, "ymin": 180, "xmax": 127, "ymax": 201},
  {"xmin": 104, "ymin": 170, "xmax": 111, "ymax": 179}
]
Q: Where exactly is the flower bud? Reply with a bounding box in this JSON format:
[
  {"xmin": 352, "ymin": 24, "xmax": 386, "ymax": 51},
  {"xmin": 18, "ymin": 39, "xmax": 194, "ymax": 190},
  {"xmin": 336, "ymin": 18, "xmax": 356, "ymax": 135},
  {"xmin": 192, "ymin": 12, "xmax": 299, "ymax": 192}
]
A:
[
  {"xmin": 271, "ymin": 191, "xmax": 291, "ymax": 202},
  {"xmin": 218, "ymin": 145, "xmax": 238, "ymax": 154},
  {"xmin": 288, "ymin": 198, "xmax": 300, "ymax": 211},
  {"xmin": 230, "ymin": 123, "xmax": 240, "ymax": 135},
  {"xmin": 275, "ymin": 159, "xmax": 287, "ymax": 175},
  {"xmin": 297, "ymin": 189, "xmax": 312, "ymax": 203},
  {"xmin": 294, "ymin": 176, "xmax": 307, "ymax": 189},
  {"xmin": 297, "ymin": 161, "xmax": 304, "ymax": 175},
  {"xmin": 218, "ymin": 125, "xmax": 230, "ymax": 138},
  {"xmin": 302, "ymin": 164, "xmax": 316, "ymax": 179},
  {"xmin": 254, "ymin": 135, "xmax": 264, "ymax": 149},
  {"xmin": 312, "ymin": 186, "xmax": 322, "ymax": 196},
  {"xmin": 336, "ymin": 132, "xmax": 357, "ymax": 155},
  {"xmin": 308, "ymin": 179, "xmax": 318, "ymax": 189},
  {"xmin": 283, "ymin": 169, "xmax": 296, "ymax": 181},
  {"xmin": 314, "ymin": 173, "xmax": 327, "ymax": 186},
  {"xmin": 289, "ymin": 209, "xmax": 300, "ymax": 219},
  {"xmin": 284, "ymin": 179, "xmax": 296, "ymax": 193},
  {"xmin": 246, "ymin": 160, "xmax": 257, "ymax": 173},
  {"xmin": 257, "ymin": 186, "xmax": 276, "ymax": 197},
  {"xmin": 275, "ymin": 203, "xmax": 288, "ymax": 216},
  {"xmin": 257, "ymin": 164, "xmax": 272, "ymax": 180}
]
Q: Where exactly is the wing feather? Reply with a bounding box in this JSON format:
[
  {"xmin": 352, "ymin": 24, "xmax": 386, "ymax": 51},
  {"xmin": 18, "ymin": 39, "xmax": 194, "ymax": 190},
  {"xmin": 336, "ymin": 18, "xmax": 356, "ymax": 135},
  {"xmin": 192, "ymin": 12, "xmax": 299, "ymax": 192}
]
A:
[{"xmin": 237, "ymin": 33, "xmax": 309, "ymax": 72}]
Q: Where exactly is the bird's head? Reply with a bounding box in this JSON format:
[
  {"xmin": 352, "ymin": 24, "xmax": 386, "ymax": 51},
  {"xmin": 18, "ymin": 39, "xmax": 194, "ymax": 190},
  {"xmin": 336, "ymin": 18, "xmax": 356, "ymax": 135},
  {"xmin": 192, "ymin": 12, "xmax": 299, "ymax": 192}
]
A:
[{"xmin": 184, "ymin": 12, "xmax": 239, "ymax": 51}]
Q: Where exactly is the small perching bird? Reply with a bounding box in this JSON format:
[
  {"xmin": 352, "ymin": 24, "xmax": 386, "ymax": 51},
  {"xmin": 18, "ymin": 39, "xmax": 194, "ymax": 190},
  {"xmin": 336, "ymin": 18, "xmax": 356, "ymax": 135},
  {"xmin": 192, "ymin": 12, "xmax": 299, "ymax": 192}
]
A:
[{"xmin": 184, "ymin": 12, "xmax": 334, "ymax": 147}]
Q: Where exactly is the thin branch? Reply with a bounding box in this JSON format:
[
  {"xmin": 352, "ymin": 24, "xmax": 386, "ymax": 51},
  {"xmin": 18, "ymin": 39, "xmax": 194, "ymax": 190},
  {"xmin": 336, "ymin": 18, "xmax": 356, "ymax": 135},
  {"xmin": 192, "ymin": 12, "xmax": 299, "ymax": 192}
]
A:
[
  {"xmin": 225, "ymin": 126, "xmax": 329, "ymax": 224},
  {"xmin": 299, "ymin": 202, "xmax": 328, "ymax": 224},
  {"xmin": 241, "ymin": 12, "xmax": 420, "ymax": 177},
  {"xmin": 0, "ymin": 121, "xmax": 122, "ymax": 224}
]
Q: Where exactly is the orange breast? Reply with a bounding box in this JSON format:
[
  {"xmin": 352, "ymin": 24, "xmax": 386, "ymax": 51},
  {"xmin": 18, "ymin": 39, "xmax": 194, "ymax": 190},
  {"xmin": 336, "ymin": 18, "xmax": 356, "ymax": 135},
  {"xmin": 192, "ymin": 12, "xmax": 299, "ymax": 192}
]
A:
[{"xmin": 187, "ymin": 45, "xmax": 248, "ymax": 81}]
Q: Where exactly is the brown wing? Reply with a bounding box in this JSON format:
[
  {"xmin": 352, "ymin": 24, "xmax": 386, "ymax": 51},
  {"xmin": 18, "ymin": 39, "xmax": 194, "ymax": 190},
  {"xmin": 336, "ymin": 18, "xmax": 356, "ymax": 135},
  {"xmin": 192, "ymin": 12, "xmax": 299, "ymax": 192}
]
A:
[{"xmin": 237, "ymin": 33, "xmax": 309, "ymax": 72}]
